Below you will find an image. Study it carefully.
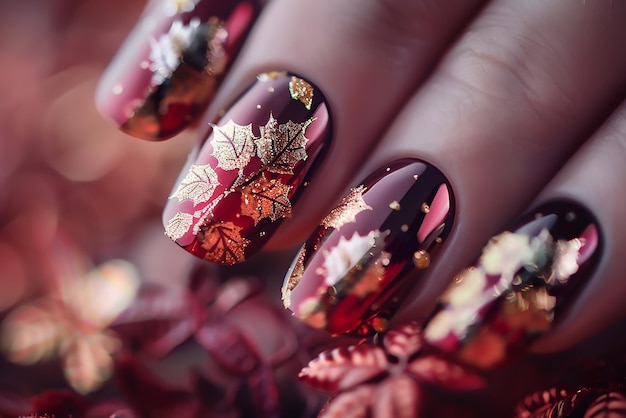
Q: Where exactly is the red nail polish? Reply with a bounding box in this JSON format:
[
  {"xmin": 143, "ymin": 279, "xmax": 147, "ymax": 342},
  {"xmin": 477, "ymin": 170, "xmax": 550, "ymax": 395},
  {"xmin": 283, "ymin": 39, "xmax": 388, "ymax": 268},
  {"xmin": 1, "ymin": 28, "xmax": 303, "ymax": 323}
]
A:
[
  {"xmin": 423, "ymin": 202, "xmax": 600, "ymax": 369},
  {"xmin": 96, "ymin": 0, "xmax": 262, "ymax": 141},
  {"xmin": 282, "ymin": 160, "xmax": 454, "ymax": 335},
  {"xmin": 163, "ymin": 71, "xmax": 331, "ymax": 264}
]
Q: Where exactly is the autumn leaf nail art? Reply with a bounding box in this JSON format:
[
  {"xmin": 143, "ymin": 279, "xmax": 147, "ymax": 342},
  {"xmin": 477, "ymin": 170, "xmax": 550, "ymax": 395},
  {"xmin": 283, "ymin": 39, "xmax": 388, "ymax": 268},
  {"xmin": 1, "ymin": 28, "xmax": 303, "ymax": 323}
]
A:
[
  {"xmin": 96, "ymin": 0, "xmax": 264, "ymax": 140},
  {"xmin": 283, "ymin": 160, "xmax": 454, "ymax": 335},
  {"xmin": 423, "ymin": 201, "xmax": 600, "ymax": 369},
  {"xmin": 163, "ymin": 72, "xmax": 331, "ymax": 264}
]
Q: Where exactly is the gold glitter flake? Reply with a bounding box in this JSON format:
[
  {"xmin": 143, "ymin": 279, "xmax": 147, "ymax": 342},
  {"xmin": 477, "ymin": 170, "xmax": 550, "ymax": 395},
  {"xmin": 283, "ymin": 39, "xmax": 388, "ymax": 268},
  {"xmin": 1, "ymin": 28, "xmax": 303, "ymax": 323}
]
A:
[
  {"xmin": 413, "ymin": 250, "xmax": 431, "ymax": 269},
  {"xmin": 421, "ymin": 203, "xmax": 430, "ymax": 214},
  {"xmin": 282, "ymin": 246, "xmax": 306, "ymax": 308},
  {"xmin": 240, "ymin": 174, "xmax": 292, "ymax": 225},
  {"xmin": 321, "ymin": 185, "xmax": 372, "ymax": 230},
  {"xmin": 289, "ymin": 76, "xmax": 314, "ymax": 110},
  {"xmin": 210, "ymin": 120, "xmax": 256, "ymax": 171},
  {"xmin": 165, "ymin": 212, "xmax": 194, "ymax": 240},
  {"xmin": 255, "ymin": 114, "xmax": 312, "ymax": 174},
  {"xmin": 199, "ymin": 221, "xmax": 250, "ymax": 265},
  {"xmin": 170, "ymin": 164, "xmax": 220, "ymax": 205},
  {"xmin": 257, "ymin": 71, "xmax": 286, "ymax": 81},
  {"xmin": 389, "ymin": 201, "xmax": 401, "ymax": 211}
]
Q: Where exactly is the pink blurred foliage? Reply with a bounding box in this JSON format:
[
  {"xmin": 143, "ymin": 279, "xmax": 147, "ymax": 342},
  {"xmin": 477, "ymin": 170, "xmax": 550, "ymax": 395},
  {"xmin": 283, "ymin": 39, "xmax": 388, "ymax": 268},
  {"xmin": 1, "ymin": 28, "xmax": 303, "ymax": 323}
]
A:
[{"xmin": 0, "ymin": 0, "xmax": 195, "ymax": 312}]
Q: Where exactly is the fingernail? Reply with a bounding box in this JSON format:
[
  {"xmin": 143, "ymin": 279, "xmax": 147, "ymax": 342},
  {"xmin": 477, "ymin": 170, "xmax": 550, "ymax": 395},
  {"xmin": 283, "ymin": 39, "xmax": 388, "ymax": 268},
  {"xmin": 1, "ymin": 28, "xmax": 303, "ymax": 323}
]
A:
[
  {"xmin": 423, "ymin": 201, "xmax": 600, "ymax": 368},
  {"xmin": 163, "ymin": 71, "xmax": 331, "ymax": 264},
  {"xmin": 96, "ymin": 0, "xmax": 263, "ymax": 141},
  {"xmin": 282, "ymin": 160, "xmax": 454, "ymax": 335}
]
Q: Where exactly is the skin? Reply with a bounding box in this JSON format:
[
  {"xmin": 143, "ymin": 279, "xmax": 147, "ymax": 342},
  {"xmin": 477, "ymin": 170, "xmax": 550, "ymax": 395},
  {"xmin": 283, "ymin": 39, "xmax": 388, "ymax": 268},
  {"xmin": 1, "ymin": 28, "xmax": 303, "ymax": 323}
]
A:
[{"xmin": 130, "ymin": 0, "xmax": 626, "ymax": 353}]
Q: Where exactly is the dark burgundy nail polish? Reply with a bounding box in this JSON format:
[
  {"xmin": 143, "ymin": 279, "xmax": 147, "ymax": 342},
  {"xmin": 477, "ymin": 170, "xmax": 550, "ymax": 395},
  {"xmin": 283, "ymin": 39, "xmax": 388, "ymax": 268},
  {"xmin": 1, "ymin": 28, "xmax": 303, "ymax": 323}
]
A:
[
  {"xmin": 96, "ymin": 0, "xmax": 262, "ymax": 141},
  {"xmin": 282, "ymin": 160, "xmax": 454, "ymax": 335},
  {"xmin": 163, "ymin": 71, "xmax": 331, "ymax": 264},
  {"xmin": 423, "ymin": 201, "xmax": 600, "ymax": 369}
]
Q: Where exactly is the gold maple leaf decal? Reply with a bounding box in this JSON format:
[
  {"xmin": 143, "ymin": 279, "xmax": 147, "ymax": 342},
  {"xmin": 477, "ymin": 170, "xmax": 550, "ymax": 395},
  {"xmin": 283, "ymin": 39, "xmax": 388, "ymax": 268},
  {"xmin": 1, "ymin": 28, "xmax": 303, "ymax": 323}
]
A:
[
  {"xmin": 165, "ymin": 212, "xmax": 194, "ymax": 240},
  {"xmin": 211, "ymin": 120, "xmax": 256, "ymax": 171},
  {"xmin": 199, "ymin": 221, "xmax": 250, "ymax": 265},
  {"xmin": 170, "ymin": 164, "xmax": 220, "ymax": 205},
  {"xmin": 321, "ymin": 185, "xmax": 372, "ymax": 230},
  {"xmin": 240, "ymin": 173, "xmax": 292, "ymax": 225},
  {"xmin": 255, "ymin": 114, "xmax": 312, "ymax": 174}
]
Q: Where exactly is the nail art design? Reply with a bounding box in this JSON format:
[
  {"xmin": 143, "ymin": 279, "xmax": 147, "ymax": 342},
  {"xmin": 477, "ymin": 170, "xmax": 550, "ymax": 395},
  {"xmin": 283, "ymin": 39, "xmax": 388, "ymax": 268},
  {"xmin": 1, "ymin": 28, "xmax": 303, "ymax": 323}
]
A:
[
  {"xmin": 423, "ymin": 202, "xmax": 600, "ymax": 369},
  {"xmin": 163, "ymin": 71, "xmax": 331, "ymax": 264},
  {"xmin": 282, "ymin": 160, "xmax": 454, "ymax": 335},
  {"xmin": 96, "ymin": 0, "xmax": 263, "ymax": 140}
]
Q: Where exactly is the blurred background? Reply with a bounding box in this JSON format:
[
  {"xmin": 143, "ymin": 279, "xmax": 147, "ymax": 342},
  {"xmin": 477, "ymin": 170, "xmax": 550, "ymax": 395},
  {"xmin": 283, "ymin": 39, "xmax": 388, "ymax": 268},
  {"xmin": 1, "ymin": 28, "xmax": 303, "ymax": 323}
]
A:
[{"xmin": 0, "ymin": 0, "xmax": 195, "ymax": 307}]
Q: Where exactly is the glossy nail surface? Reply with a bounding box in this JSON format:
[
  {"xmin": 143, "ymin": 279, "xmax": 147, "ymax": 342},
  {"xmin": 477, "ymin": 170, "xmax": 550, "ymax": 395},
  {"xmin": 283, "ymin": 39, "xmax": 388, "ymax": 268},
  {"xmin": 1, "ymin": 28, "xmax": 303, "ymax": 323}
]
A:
[
  {"xmin": 423, "ymin": 202, "xmax": 600, "ymax": 369},
  {"xmin": 163, "ymin": 71, "xmax": 331, "ymax": 264},
  {"xmin": 96, "ymin": 0, "xmax": 261, "ymax": 141},
  {"xmin": 282, "ymin": 160, "xmax": 454, "ymax": 335}
]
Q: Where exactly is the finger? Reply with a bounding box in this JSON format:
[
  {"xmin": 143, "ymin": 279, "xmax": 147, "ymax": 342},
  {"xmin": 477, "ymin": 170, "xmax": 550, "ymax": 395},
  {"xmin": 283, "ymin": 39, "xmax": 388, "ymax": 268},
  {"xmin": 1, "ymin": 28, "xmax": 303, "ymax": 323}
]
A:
[
  {"xmin": 161, "ymin": 0, "xmax": 488, "ymax": 263},
  {"xmin": 389, "ymin": 0, "xmax": 626, "ymax": 309},
  {"xmin": 531, "ymin": 98, "xmax": 626, "ymax": 353},
  {"xmin": 281, "ymin": 0, "xmax": 626, "ymax": 335},
  {"xmin": 96, "ymin": 0, "xmax": 264, "ymax": 140},
  {"xmin": 422, "ymin": 97, "xmax": 626, "ymax": 367}
]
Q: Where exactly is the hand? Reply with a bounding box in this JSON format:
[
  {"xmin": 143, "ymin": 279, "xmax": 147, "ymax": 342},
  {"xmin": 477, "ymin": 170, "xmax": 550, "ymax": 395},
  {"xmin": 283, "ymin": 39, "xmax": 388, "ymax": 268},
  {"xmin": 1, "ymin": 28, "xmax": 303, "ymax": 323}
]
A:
[{"xmin": 98, "ymin": 0, "xmax": 626, "ymax": 414}]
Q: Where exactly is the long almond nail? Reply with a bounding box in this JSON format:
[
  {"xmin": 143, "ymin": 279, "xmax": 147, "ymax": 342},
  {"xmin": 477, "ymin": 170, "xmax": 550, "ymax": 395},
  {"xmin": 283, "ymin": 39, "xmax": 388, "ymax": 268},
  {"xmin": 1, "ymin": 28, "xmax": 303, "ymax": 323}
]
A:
[
  {"xmin": 163, "ymin": 71, "xmax": 331, "ymax": 264},
  {"xmin": 423, "ymin": 201, "xmax": 600, "ymax": 368},
  {"xmin": 96, "ymin": 0, "xmax": 262, "ymax": 141},
  {"xmin": 282, "ymin": 160, "xmax": 454, "ymax": 335}
]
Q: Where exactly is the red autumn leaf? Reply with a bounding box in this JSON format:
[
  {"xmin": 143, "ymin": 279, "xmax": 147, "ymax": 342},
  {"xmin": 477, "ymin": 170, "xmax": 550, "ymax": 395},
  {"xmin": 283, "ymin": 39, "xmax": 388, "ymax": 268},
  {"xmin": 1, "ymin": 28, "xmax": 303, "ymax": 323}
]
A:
[
  {"xmin": 383, "ymin": 321, "xmax": 423, "ymax": 359},
  {"xmin": 299, "ymin": 345, "xmax": 388, "ymax": 392},
  {"xmin": 319, "ymin": 385, "xmax": 373, "ymax": 418},
  {"xmin": 195, "ymin": 321, "xmax": 261, "ymax": 375},
  {"xmin": 584, "ymin": 391, "xmax": 626, "ymax": 418}
]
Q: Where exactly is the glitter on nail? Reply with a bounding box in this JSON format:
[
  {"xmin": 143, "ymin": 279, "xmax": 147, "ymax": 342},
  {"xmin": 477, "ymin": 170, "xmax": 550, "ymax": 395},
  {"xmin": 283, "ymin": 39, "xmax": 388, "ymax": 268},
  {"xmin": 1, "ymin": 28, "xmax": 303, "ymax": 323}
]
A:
[{"xmin": 413, "ymin": 250, "xmax": 430, "ymax": 269}]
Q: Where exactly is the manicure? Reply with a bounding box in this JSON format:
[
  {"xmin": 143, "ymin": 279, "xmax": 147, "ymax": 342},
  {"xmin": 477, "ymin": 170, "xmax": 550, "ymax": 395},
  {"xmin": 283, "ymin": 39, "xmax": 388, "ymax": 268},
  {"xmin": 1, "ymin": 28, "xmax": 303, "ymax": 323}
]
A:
[
  {"xmin": 282, "ymin": 160, "xmax": 454, "ymax": 335},
  {"xmin": 96, "ymin": 0, "xmax": 263, "ymax": 141},
  {"xmin": 163, "ymin": 71, "xmax": 331, "ymax": 264},
  {"xmin": 423, "ymin": 201, "xmax": 600, "ymax": 368}
]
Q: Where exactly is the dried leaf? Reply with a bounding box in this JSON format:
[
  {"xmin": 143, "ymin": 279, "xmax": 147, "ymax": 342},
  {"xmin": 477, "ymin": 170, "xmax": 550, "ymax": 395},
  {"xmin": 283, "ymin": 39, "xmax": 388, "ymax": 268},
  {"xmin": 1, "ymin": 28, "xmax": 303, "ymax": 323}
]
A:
[
  {"xmin": 211, "ymin": 120, "xmax": 256, "ymax": 171},
  {"xmin": 321, "ymin": 186, "xmax": 372, "ymax": 230},
  {"xmin": 240, "ymin": 174, "xmax": 292, "ymax": 224},
  {"xmin": 299, "ymin": 345, "xmax": 387, "ymax": 392},
  {"xmin": 169, "ymin": 164, "xmax": 220, "ymax": 205},
  {"xmin": 255, "ymin": 114, "xmax": 311, "ymax": 174},
  {"xmin": 200, "ymin": 221, "xmax": 250, "ymax": 265}
]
